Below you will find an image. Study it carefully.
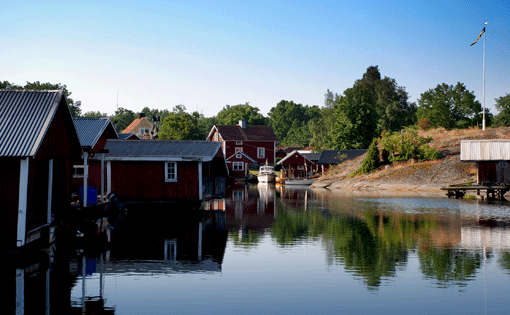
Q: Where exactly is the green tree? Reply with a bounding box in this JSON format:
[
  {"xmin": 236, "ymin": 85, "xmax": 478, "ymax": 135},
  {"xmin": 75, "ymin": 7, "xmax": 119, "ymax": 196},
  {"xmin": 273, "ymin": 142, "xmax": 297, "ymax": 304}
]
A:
[
  {"xmin": 417, "ymin": 82, "xmax": 482, "ymax": 129},
  {"xmin": 492, "ymin": 93, "xmax": 510, "ymax": 127},
  {"xmin": 329, "ymin": 66, "xmax": 415, "ymax": 149},
  {"xmin": 268, "ymin": 100, "xmax": 321, "ymax": 146},
  {"xmin": 330, "ymin": 83, "xmax": 378, "ymax": 149},
  {"xmin": 379, "ymin": 126, "xmax": 440, "ymax": 162},
  {"xmin": 216, "ymin": 102, "xmax": 267, "ymax": 126},
  {"xmin": 83, "ymin": 111, "xmax": 109, "ymax": 118},
  {"xmin": 352, "ymin": 138, "xmax": 380, "ymax": 175},
  {"xmin": 111, "ymin": 107, "xmax": 137, "ymax": 132},
  {"xmin": 159, "ymin": 105, "xmax": 201, "ymax": 140}
]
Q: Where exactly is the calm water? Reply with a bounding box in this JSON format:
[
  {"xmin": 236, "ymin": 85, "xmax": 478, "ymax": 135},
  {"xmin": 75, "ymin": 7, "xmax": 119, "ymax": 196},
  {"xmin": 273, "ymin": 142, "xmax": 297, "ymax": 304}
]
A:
[{"xmin": 10, "ymin": 184, "xmax": 510, "ymax": 314}]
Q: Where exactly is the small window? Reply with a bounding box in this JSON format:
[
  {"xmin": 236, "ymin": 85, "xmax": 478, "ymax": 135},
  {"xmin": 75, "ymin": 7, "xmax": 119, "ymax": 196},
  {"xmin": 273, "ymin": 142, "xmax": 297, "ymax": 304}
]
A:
[
  {"xmin": 235, "ymin": 147, "xmax": 243, "ymax": 153},
  {"xmin": 236, "ymin": 153, "xmax": 242, "ymax": 159},
  {"xmin": 73, "ymin": 165, "xmax": 85, "ymax": 178},
  {"xmin": 297, "ymin": 165, "xmax": 304, "ymax": 170},
  {"xmin": 257, "ymin": 147, "xmax": 265, "ymax": 159},
  {"xmin": 236, "ymin": 141, "xmax": 243, "ymax": 145},
  {"xmin": 214, "ymin": 133, "xmax": 219, "ymax": 141},
  {"xmin": 233, "ymin": 162, "xmax": 244, "ymax": 170},
  {"xmin": 165, "ymin": 162, "xmax": 177, "ymax": 182}
]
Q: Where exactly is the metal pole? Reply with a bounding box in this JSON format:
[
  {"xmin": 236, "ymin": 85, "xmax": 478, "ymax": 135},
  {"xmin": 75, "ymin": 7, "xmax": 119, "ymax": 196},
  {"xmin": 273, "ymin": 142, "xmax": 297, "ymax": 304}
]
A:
[{"xmin": 483, "ymin": 22, "xmax": 487, "ymax": 131}]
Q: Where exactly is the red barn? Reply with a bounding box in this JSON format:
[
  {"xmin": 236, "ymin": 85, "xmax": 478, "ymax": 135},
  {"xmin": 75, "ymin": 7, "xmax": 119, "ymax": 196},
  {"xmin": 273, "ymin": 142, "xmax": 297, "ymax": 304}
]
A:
[
  {"xmin": 102, "ymin": 140, "xmax": 228, "ymax": 202},
  {"xmin": 0, "ymin": 90, "xmax": 81, "ymax": 249},
  {"xmin": 277, "ymin": 150, "xmax": 317, "ymax": 179},
  {"xmin": 72, "ymin": 117, "xmax": 118, "ymax": 202},
  {"xmin": 206, "ymin": 120, "xmax": 278, "ymax": 174}
]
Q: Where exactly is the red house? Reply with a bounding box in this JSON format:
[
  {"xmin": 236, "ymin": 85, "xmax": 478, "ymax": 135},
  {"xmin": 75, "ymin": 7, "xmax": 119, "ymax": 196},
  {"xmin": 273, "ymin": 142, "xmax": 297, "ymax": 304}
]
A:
[
  {"xmin": 0, "ymin": 90, "xmax": 81, "ymax": 248},
  {"xmin": 102, "ymin": 140, "xmax": 229, "ymax": 203},
  {"xmin": 206, "ymin": 120, "xmax": 278, "ymax": 174},
  {"xmin": 226, "ymin": 151, "xmax": 257, "ymax": 178},
  {"xmin": 277, "ymin": 150, "xmax": 318, "ymax": 179}
]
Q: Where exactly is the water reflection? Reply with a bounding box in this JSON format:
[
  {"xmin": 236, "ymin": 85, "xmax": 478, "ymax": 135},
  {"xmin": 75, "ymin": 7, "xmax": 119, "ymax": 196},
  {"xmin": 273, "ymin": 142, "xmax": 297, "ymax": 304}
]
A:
[{"xmin": 6, "ymin": 185, "xmax": 510, "ymax": 314}]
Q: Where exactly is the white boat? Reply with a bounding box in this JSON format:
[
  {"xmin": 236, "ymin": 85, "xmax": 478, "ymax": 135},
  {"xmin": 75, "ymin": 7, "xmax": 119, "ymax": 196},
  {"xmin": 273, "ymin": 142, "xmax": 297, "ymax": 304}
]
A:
[
  {"xmin": 257, "ymin": 165, "xmax": 276, "ymax": 183},
  {"xmin": 284, "ymin": 178, "xmax": 314, "ymax": 186}
]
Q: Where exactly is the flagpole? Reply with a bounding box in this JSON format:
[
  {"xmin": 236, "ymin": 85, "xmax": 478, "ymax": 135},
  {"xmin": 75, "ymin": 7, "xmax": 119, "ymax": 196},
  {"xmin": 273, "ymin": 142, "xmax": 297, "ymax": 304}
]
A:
[{"xmin": 482, "ymin": 21, "xmax": 487, "ymax": 131}]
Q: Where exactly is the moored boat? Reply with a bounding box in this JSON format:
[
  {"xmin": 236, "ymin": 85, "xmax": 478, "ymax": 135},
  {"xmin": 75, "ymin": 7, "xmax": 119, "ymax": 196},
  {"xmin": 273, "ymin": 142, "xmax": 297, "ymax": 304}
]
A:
[
  {"xmin": 284, "ymin": 178, "xmax": 314, "ymax": 186},
  {"xmin": 257, "ymin": 165, "xmax": 276, "ymax": 183}
]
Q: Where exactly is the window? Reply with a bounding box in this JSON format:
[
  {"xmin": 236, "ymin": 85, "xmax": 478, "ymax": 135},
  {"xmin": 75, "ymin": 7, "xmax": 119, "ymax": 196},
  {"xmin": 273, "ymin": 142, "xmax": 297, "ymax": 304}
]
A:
[
  {"xmin": 165, "ymin": 162, "xmax": 177, "ymax": 182},
  {"xmin": 236, "ymin": 141, "xmax": 243, "ymax": 145},
  {"xmin": 233, "ymin": 162, "xmax": 244, "ymax": 171},
  {"xmin": 214, "ymin": 133, "xmax": 219, "ymax": 141},
  {"xmin": 236, "ymin": 154, "xmax": 242, "ymax": 159},
  {"xmin": 257, "ymin": 147, "xmax": 265, "ymax": 159},
  {"xmin": 73, "ymin": 165, "xmax": 85, "ymax": 178},
  {"xmin": 297, "ymin": 165, "xmax": 304, "ymax": 170},
  {"xmin": 235, "ymin": 147, "xmax": 243, "ymax": 153}
]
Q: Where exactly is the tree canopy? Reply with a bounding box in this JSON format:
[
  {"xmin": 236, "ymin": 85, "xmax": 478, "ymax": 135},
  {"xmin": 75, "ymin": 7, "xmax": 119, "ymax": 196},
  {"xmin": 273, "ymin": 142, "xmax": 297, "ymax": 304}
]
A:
[
  {"xmin": 416, "ymin": 82, "xmax": 484, "ymax": 129},
  {"xmin": 328, "ymin": 66, "xmax": 416, "ymax": 150},
  {"xmin": 158, "ymin": 105, "xmax": 202, "ymax": 140},
  {"xmin": 492, "ymin": 93, "xmax": 510, "ymax": 127},
  {"xmin": 216, "ymin": 102, "xmax": 267, "ymax": 126}
]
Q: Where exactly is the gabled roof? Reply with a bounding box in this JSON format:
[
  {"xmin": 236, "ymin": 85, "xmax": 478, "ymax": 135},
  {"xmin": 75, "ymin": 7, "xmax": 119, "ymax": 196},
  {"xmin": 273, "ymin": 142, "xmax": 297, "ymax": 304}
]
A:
[
  {"xmin": 226, "ymin": 151, "xmax": 257, "ymax": 163},
  {"xmin": 73, "ymin": 117, "xmax": 118, "ymax": 148},
  {"xmin": 102, "ymin": 140, "xmax": 223, "ymax": 162},
  {"xmin": 318, "ymin": 149, "xmax": 367, "ymax": 165},
  {"xmin": 277, "ymin": 150, "xmax": 315, "ymax": 165},
  {"xmin": 122, "ymin": 117, "xmax": 153, "ymax": 134},
  {"xmin": 207, "ymin": 125, "xmax": 278, "ymax": 142},
  {"xmin": 118, "ymin": 133, "xmax": 141, "ymax": 140},
  {"xmin": 0, "ymin": 89, "xmax": 77, "ymax": 157}
]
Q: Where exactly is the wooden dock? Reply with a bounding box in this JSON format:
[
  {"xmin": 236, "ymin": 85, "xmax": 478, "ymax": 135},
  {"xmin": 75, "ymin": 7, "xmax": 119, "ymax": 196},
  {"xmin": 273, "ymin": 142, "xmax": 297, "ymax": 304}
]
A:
[{"xmin": 441, "ymin": 183, "xmax": 510, "ymax": 200}]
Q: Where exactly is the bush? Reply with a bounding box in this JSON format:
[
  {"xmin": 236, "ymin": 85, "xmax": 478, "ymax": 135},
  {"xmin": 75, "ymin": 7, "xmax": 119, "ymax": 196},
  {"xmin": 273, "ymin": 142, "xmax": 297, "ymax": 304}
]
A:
[
  {"xmin": 380, "ymin": 126, "xmax": 438, "ymax": 162},
  {"xmin": 352, "ymin": 138, "xmax": 380, "ymax": 175},
  {"xmin": 417, "ymin": 118, "xmax": 431, "ymax": 130}
]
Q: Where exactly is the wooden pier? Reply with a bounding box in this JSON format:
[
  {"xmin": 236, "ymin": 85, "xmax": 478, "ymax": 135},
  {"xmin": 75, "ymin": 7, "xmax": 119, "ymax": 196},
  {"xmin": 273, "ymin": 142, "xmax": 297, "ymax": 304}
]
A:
[{"xmin": 441, "ymin": 183, "xmax": 510, "ymax": 200}]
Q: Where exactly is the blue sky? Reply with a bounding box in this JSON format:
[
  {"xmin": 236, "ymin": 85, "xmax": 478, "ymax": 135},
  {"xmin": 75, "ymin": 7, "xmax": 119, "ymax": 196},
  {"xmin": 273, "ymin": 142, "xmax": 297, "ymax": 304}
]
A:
[{"xmin": 1, "ymin": 0, "xmax": 509, "ymax": 118}]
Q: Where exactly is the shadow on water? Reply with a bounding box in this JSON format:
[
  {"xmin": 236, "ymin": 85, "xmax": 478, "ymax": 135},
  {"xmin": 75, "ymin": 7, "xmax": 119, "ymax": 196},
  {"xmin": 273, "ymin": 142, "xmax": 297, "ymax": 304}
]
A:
[{"xmin": 5, "ymin": 203, "xmax": 228, "ymax": 314}]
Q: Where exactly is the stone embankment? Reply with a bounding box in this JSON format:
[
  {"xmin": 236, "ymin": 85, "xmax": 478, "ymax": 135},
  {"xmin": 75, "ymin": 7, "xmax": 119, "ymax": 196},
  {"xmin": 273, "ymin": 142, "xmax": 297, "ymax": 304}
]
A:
[{"xmin": 311, "ymin": 127, "xmax": 510, "ymax": 194}]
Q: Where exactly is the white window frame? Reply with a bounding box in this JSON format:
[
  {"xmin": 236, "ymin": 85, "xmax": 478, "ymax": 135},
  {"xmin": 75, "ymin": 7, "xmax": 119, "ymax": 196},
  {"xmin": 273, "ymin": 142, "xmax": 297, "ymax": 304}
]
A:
[
  {"xmin": 235, "ymin": 147, "xmax": 243, "ymax": 153},
  {"xmin": 257, "ymin": 147, "xmax": 265, "ymax": 159},
  {"xmin": 236, "ymin": 153, "xmax": 242, "ymax": 159},
  {"xmin": 214, "ymin": 133, "xmax": 219, "ymax": 141},
  {"xmin": 236, "ymin": 141, "xmax": 243, "ymax": 145},
  {"xmin": 233, "ymin": 162, "xmax": 244, "ymax": 171},
  {"xmin": 165, "ymin": 162, "xmax": 177, "ymax": 182},
  {"xmin": 73, "ymin": 165, "xmax": 86, "ymax": 178}
]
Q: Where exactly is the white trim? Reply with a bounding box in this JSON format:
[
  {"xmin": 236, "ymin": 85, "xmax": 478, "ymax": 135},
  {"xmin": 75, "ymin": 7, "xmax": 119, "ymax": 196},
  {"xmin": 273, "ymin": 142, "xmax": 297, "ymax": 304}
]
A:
[
  {"xmin": 47, "ymin": 159, "xmax": 53, "ymax": 224},
  {"xmin": 257, "ymin": 147, "xmax": 265, "ymax": 159},
  {"xmin": 104, "ymin": 156, "xmax": 210, "ymax": 162},
  {"xmin": 198, "ymin": 162, "xmax": 203, "ymax": 200},
  {"xmin": 165, "ymin": 161, "xmax": 177, "ymax": 182},
  {"xmin": 17, "ymin": 158, "xmax": 29, "ymax": 247},
  {"xmin": 83, "ymin": 152, "xmax": 89, "ymax": 208},
  {"xmin": 232, "ymin": 161, "xmax": 244, "ymax": 171},
  {"xmin": 107, "ymin": 161, "xmax": 112, "ymax": 195},
  {"xmin": 100, "ymin": 153, "xmax": 105, "ymax": 202}
]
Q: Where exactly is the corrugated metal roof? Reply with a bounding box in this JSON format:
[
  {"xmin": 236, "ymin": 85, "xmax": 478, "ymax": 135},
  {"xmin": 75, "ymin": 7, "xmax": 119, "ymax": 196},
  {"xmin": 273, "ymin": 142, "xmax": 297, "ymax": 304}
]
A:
[
  {"xmin": 0, "ymin": 90, "xmax": 64, "ymax": 157},
  {"xmin": 73, "ymin": 117, "xmax": 118, "ymax": 147},
  {"xmin": 461, "ymin": 140, "xmax": 510, "ymax": 161},
  {"xmin": 102, "ymin": 140, "xmax": 222, "ymax": 161}
]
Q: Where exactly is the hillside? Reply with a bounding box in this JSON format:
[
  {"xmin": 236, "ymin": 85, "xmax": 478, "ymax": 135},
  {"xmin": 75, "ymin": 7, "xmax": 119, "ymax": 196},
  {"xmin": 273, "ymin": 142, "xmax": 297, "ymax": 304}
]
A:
[{"xmin": 311, "ymin": 127, "xmax": 510, "ymax": 193}]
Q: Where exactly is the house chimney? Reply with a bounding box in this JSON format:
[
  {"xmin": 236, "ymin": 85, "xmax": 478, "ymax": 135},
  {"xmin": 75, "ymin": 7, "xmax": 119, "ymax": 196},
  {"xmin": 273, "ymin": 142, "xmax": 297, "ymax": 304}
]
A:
[{"xmin": 239, "ymin": 120, "xmax": 246, "ymax": 129}]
